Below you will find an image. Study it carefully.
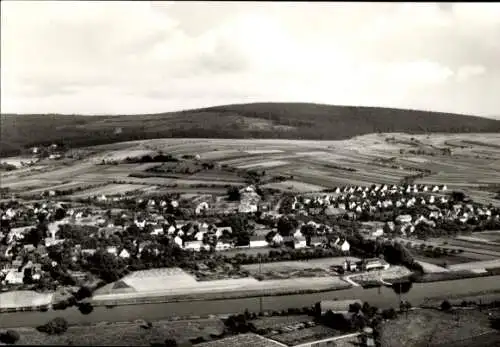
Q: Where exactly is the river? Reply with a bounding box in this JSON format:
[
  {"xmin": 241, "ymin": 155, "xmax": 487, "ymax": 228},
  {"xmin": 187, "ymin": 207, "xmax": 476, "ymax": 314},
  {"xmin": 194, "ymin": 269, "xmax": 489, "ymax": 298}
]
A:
[{"xmin": 1, "ymin": 275, "xmax": 499, "ymax": 328}]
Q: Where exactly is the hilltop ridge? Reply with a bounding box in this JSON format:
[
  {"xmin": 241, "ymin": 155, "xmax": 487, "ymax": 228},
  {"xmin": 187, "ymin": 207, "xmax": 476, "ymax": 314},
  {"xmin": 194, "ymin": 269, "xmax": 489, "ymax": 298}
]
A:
[{"xmin": 1, "ymin": 102, "xmax": 500, "ymax": 157}]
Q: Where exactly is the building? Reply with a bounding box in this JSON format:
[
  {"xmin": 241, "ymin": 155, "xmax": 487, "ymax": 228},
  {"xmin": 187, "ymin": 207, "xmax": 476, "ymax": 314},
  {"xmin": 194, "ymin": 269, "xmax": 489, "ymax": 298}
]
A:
[
  {"xmin": 359, "ymin": 258, "xmax": 390, "ymax": 271},
  {"xmin": 294, "ymin": 235, "xmax": 307, "ymax": 249},
  {"xmin": 249, "ymin": 235, "xmax": 269, "ymax": 248},
  {"xmin": 184, "ymin": 241, "xmax": 203, "ymax": 252},
  {"xmin": 215, "ymin": 241, "xmax": 233, "ymax": 251},
  {"xmin": 315, "ymin": 299, "xmax": 363, "ymax": 315},
  {"xmin": 4, "ymin": 270, "xmax": 24, "ymax": 285}
]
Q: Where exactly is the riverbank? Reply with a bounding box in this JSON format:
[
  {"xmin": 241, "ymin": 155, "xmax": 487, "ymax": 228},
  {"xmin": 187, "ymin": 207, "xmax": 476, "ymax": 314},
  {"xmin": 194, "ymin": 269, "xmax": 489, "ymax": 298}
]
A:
[
  {"xmin": 1, "ymin": 275, "xmax": 500, "ymax": 329},
  {"xmin": 88, "ymin": 279, "xmax": 352, "ymax": 307}
]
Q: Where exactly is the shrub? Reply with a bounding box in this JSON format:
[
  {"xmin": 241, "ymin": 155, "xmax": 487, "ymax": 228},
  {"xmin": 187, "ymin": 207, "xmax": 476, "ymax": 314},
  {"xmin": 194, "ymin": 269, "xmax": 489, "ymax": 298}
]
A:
[
  {"xmin": 36, "ymin": 317, "xmax": 69, "ymax": 335},
  {"xmin": 0, "ymin": 330, "xmax": 20, "ymax": 344},
  {"xmin": 381, "ymin": 308, "xmax": 397, "ymax": 320},
  {"xmin": 441, "ymin": 300, "xmax": 452, "ymax": 311}
]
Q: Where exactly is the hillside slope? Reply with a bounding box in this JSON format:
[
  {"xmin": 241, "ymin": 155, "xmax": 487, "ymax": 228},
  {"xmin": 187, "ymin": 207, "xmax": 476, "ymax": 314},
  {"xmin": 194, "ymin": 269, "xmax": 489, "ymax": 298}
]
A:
[{"xmin": 1, "ymin": 102, "xmax": 500, "ymax": 157}]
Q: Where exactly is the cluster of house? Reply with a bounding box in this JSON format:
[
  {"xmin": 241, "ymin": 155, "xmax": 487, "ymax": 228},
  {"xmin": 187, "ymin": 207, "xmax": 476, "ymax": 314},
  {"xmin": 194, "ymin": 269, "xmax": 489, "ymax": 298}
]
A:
[
  {"xmin": 292, "ymin": 184, "xmax": 449, "ymax": 214},
  {"xmin": 287, "ymin": 183, "xmax": 499, "ymax": 236}
]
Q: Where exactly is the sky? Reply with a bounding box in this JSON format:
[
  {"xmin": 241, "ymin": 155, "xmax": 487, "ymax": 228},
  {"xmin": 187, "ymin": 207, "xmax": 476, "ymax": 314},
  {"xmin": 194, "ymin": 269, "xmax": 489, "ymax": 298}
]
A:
[{"xmin": 1, "ymin": 1, "xmax": 500, "ymax": 118}]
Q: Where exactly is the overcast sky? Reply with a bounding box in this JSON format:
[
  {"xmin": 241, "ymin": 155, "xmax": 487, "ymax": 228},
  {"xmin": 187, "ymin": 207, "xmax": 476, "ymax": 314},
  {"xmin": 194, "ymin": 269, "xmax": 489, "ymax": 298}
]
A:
[{"xmin": 1, "ymin": 2, "xmax": 500, "ymax": 118}]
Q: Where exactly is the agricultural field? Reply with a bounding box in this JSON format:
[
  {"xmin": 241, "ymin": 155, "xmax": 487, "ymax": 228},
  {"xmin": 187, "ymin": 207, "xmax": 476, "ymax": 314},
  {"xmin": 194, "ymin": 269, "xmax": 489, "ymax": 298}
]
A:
[
  {"xmin": 70, "ymin": 184, "xmax": 150, "ymax": 198},
  {"xmin": 380, "ymin": 308, "xmax": 499, "ymax": 347},
  {"xmin": 3, "ymin": 133, "xmax": 500, "ymax": 198},
  {"xmin": 12, "ymin": 318, "xmax": 225, "ymax": 346}
]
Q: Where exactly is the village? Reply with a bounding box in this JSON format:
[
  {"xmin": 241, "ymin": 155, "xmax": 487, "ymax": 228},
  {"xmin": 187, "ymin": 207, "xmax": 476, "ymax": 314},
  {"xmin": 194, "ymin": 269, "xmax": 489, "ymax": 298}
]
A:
[{"xmin": 1, "ymin": 179, "xmax": 499, "ymax": 291}]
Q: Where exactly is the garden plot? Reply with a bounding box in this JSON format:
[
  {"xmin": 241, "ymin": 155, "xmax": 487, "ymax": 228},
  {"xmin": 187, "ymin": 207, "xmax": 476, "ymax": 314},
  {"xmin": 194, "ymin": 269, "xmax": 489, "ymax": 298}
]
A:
[
  {"xmin": 70, "ymin": 184, "xmax": 148, "ymax": 198},
  {"xmin": 348, "ymin": 266, "xmax": 412, "ymax": 285}
]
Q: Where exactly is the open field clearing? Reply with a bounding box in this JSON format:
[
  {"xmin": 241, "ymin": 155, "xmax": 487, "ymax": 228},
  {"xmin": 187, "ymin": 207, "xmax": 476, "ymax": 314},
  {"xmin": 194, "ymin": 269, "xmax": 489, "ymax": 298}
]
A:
[
  {"xmin": 70, "ymin": 184, "xmax": 149, "ymax": 198},
  {"xmin": 261, "ymin": 180, "xmax": 327, "ymax": 192},
  {"xmin": 91, "ymin": 149, "xmax": 156, "ymax": 162},
  {"xmin": 20, "ymin": 181, "xmax": 93, "ymax": 196},
  {"xmin": 447, "ymin": 259, "xmax": 500, "ymax": 271},
  {"xmin": 1, "ymin": 178, "xmax": 47, "ymax": 189},
  {"xmin": 251, "ymin": 315, "xmax": 312, "ymax": 330},
  {"xmin": 236, "ymin": 160, "xmax": 290, "ymax": 169},
  {"xmin": 13, "ymin": 318, "xmax": 225, "ymax": 346},
  {"xmin": 245, "ymin": 149, "xmax": 284, "ymax": 154},
  {"xmin": 417, "ymin": 261, "xmax": 450, "ymax": 273},
  {"xmin": 380, "ymin": 308, "xmax": 499, "ymax": 347}
]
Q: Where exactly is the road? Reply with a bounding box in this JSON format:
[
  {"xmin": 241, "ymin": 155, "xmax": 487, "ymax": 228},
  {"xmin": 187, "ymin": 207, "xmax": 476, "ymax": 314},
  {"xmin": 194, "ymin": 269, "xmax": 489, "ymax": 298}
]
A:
[{"xmin": 1, "ymin": 275, "xmax": 500, "ymax": 328}]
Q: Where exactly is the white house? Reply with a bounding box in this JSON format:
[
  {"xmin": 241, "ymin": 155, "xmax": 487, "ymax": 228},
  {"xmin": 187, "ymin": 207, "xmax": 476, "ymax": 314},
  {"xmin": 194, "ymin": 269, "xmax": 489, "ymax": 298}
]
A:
[
  {"xmin": 4, "ymin": 270, "xmax": 24, "ymax": 285},
  {"xmin": 215, "ymin": 241, "xmax": 233, "ymax": 251},
  {"xmin": 339, "ymin": 240, "xmax": 350, "ymax": 252},
  {"xmin": 271, "ymin": 233, "xmax": 284, "ymax": 246},
  {"xmin": 194, "ymin": 231, "xmax": 205, "ymax": 241},
  {"xmin": 184, "ymin": 241, "xmax": 203, "ymax": 252},
  {"xmin": 106, "ymin": 246, "xmax": 118, "ymax": 256},
  {"xmin": 396, "ymin": 214, "xmax": 412, "ymax": 224},
  {"xmin": 249, "ymin": 235, "xmax": 268, "ymax": 248},
  {"xmin": 196, "ymin": 202, "xmax": 209, "ymax": 215},
  {"xmin": 134, "ymin": 219, "xmax": 146, "ymax": 229},
  {"xmin": 174, "ymin": 236, "xmax": 183, "ymax": 248},
  {"xmin": 294, "ymin": 235, "xmax": 307, "ymax": 249},
  {"xmin": 119, "ymin": 249, "xmax": 130, "ymax": 259},
  {"xmin": 167, "ymin": 225, "xmax": 177, "ymax": 235}
]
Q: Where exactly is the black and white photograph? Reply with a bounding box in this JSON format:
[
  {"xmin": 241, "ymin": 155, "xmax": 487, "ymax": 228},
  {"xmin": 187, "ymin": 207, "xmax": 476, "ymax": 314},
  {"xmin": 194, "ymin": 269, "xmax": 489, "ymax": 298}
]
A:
[{"xmin": 1, "ymin": 2, "xmax": 500, "ymax": 346}]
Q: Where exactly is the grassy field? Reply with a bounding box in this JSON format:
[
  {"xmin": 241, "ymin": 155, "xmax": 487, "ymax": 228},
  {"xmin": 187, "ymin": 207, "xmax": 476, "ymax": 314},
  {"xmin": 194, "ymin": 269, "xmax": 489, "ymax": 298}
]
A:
[
  {"xmin": 380, "ymin": 308, "xmax": 499, "ymax": 347},
  {"xmin": 10, "ymin": 318, "xmax": 225, "ymax": 346}
]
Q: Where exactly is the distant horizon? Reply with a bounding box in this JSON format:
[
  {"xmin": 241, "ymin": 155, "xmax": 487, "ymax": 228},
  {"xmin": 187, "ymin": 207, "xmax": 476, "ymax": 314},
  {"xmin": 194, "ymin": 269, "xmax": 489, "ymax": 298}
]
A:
[
  {"xmin": 1, "ymin": 101, "xmax": 499, "ymax": 120},
  {"xmin": 2, "ymin": 2, "xmax": 500, "ymax": 118}
]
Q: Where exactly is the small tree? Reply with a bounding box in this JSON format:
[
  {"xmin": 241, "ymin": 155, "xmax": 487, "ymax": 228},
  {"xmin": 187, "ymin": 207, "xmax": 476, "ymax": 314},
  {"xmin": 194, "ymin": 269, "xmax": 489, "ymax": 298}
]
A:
[
  {"xmin": 0, "ymin": 330, "xmax": 20, "ymax": 344},
  {"xmin": 37, "ymin": 317, "xmax": 69, "ymax": 335},
  {"xmin": 164, "ymin": 339, "xmax": 178, "ymax": 347},
  {"xmin": 441, "ymin": 300, "xmax": 452, "ymax": 312}
]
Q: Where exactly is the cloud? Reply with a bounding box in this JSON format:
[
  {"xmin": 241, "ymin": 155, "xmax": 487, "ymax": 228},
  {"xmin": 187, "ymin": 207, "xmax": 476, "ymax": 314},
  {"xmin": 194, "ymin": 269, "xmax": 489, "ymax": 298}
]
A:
[{"xmin": 1, "ymin": 1, "xmax": 500, "ymax": 118}]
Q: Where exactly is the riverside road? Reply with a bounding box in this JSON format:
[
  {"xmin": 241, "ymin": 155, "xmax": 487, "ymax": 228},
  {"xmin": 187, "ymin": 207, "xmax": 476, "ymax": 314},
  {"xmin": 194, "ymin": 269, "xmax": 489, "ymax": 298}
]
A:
[{"xmin": 1, "ymin": 275, "xmax": 500, "ymax": 328}]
